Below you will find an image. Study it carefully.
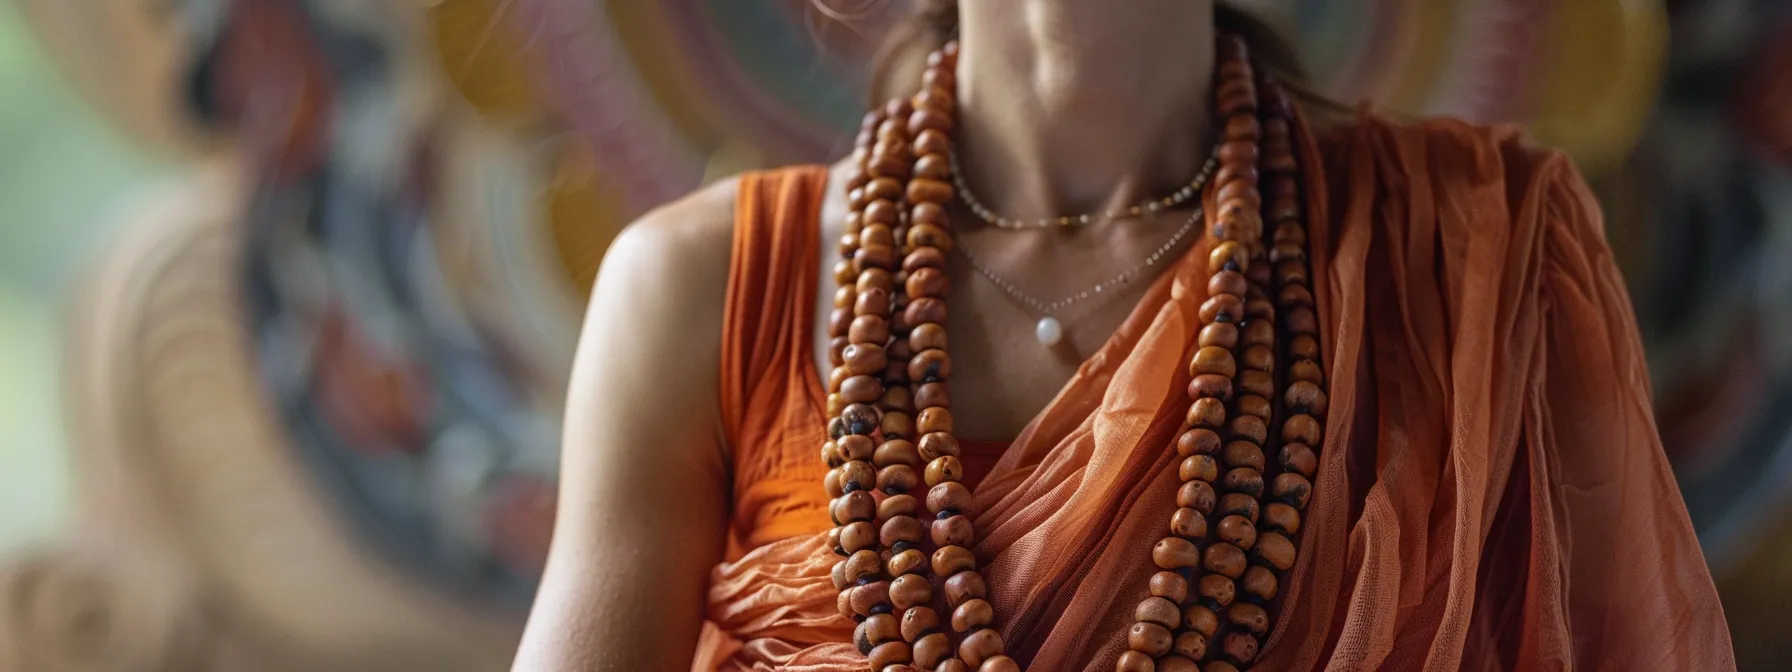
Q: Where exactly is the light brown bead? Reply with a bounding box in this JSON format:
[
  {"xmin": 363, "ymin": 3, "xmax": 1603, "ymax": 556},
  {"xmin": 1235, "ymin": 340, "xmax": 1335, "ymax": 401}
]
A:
[
  {"xmin": 1209, "ymin": 241, "xmax": 1250, "ymax": 273},
  {"xmin": 1218, "ymin": 493, "xmax": 1259, "ymax": 522},
  {"xmin": 825, "ymin": 468, "xmax": 845, "ymax": 498},
  {"xmin": 890, "ymin": 573, "xmax": 933, "ymax": 610},
  {"xmin": 1149, "ymin": 571, "xmax": 1188, "ymax": 604},
  {"xmin": 1182, "ymin": 604, "xmax": 1221, "ymax": 637},
  {"xmin": 945, "ymin": 569, "xmax": 988, "ymax": 606},
  {"xmin": 831, "ymin": 559, "xmax": 849, "ymax": 590},
  {"xmin": 856, "ymin": 268, "xmax": 894, "ymax": 293},
  {"xmin": 887, "ymin": 549, "xmax": 927, "ymax": 576},
  {"xmin": 1227, "ymin": 414, "xmax": 1267, "ymax": 445},
  {"xmin": 909, "ymin": 322, "xmax": 947, "ymax": 351},
  {"xmin": 1217, "ymin": 514, "xmax": 1258, "ymax": 550},
  {"xmin": 1152, "ymin": 536, "xmax": 1201, "ymax": 570},
  {"xmin": 1179, "ymin": 455, "xmax": 1220, "ymax": 483},
  {"xmin": 938, "ymin": 658, "xmax": 971, "ymax": 672},
  {"xmin": 1198, "ymin": 322, "xmax": 1239, "ymax": 349},
  {"xmin": 841, "ymin": 374, "xmax": 884, "ymax": 403},
  {"xmin": 843, "ymin": 343, "xmax": 889, "ymax": 376},
  {"xmin": 905, "ymin": 298, "xmax": 948, "ymax": 329},
  {"xmin": 913, "ymin": 382, "xmax": 951, "ymax": 411},
  {"xmin": 1284, "ymin": 413, "xmax": 1322, "ymax": 446},
  {"xmin": 875, "ymin": 439, "xmax": 920, "ymax": 468},
  {"xmin": 1233, "ymin": 394, "xmax": 1271, "ymax": 422},
  {"xmin": 1238, "ymin": 344, "xmax": 1272, "ymax": 372},
  {"xmin": 880, "ymin": 411, "xmax": 915, "ymax": 441},
  {"xmin": 1280, "ymin": 443, "xmax": 1318, "ymax": 477},
  {"xmin": 1190, "ymin": 346, "xmax": 1237, "ymax": 378},
  {"xmin": 840, "ymin": 521, "xmax": 878, "ymax": 553},
  {"xmin": 931, "ymin": 515, "xmax": 975, "ymax": 547},
  {"xmin": 837, "ymin": 589, "xmax": 856, "ymax": 620},
  {"xmin": 1228, "ymin": 602, "xmax": 1271, "ymax": 636},
  {"xmin": 1199, "ymin": 293, "xmax": 1244, "ymax": 323},
  {"xmin": 1177, "ymin": 428, "xmax": 1222, "ymax": 456},
  {"xmin": 1170, "ymin": 507, "xmax": 1208, "ymax": 539},
  {"xmin": 1177, "ymin": 480, "xmax": 1217, "ymax": 513},
  {"xmin": 1241, "ymin": 565, "xmax": 1279, "ymax": 601},
  {"xmin": 1222, "ymin": 633, "xmax": 1260, "ymax": 665},
  {"xmin": 881, "ymin": 515, "xmax": 924, "ymax": 548},
  {"xmin": 1222, "ymin": 442, "xmax": 1272, "ymax": 476},
  {"xmin": 908, "ymin": 108, "xmax": 951, "ymax": 135},
  {"xmin": 1186, "ymin": 397, "xmax": 1226, "ymax": 429},
  {"xmin": 952, "ymin": 598, "xmax": 994, "ymax": 632},
  {"xmin": 907, "ymin": 224, "xmax": 953, "ymax": 252},
  {"xmin": 879, "ymin": 494, "xmax": 919, "ymax": 521},
  {"xmin": 834, "ymin": 260, "xmax": 858, "ymax": 287},
  {"xmin": 925, "ymin": 456, "xmax": 964, "ymax": 486},
  {"xmin": 1272, "ymin": 472, "xmax": 1314, "ymax": 508},
  {"xmin": 851, "ymin": 580, "xmax": 892, "ymax": 616},
  {"xmin": 915, "ymin": 129, "xmax": 953, "ymax": 157},
  {"xmin": 908, "ymin": 347, "xmax": 951, "ymax": 383},
  {"xmin": 1171, "ymin": 631, "xmax": 1207, "ymax": 660},
  {"xmin": 907, "ymin": 178, "xmax": 954, "ymax": 205},
  {"xmin": 979, "ymin": 656, "xmax": 1020, "ymax": 672},
  {"xmin": 916, "ymin": 406, "xmax": 954, "ymax": 435},
  {"xmin": 1188, "ymin": 374, "xmax": 1233, "ymax": 401},
  {"xmin": 856, "ymin": 244, "xmax": 898, "ymax": 273},
  {"xmin": 1255, "ymin": 532, "xmax": 1297, "ymax": 571},
  {"xmin": 914, "ymin": 154, "xmax": 950, "ymax": 181},
  {"xmin": 1214, "ymin": 162, "xmax": 1258, "ymax": 188},
  {"xmin": 1207, "ymin": 270, "xmax": 1248, "ymax": 298},
  {"xmin": 1263, "ymin": 502, "xmax": 1302, "ymax": 535},
  {"xmin": 1290, "ymin": 333, "xmax": 1321, "ymax": 360},
  {"xmin": 932, "ymin": 545, "xmax": 976, "ymax": 577},
  {"xmin": 1197, "ymin": 573, "xmax": 1236, "ymax": 607},
  {"xmin": 867, "ymin": 641, "xmax": 913, "ymax": 669},
  {"xmin": 839, "ymin": 435, "xmax": 875, "ymax": 461},
  {"xmin": 1239, "ymin": 370, "xmax": 1273, "ymax": 398},
  {"xmin": 865, "ymin": 199, "xmax": 900, "ymax": 226},
  {"xmin": 1204, "ymin": 541, "xmax": 1247, "ymax": 578},
  {"xmin": 835, "ymin": 487, "xmax": 876, "ymax": 522},
  {"xmin": 860, "ymin": 612, "xmax": 903, "ymax": 648},
  {"xmin": 1134, "ymin": 596, "xmax": 1181, "ymax": 629},
  {"xmin": 927, "ymin": 482, "xmax": 974, "ymax": 516},
  {"xmin": 1115, "ymin": 650, "xmax": 1154, "ymax": 672},
  {"xmin": 902, "ymin": 605, "xmax": 943, "ymax": 642},
  {"xmin": 1222, "ymin": 468, "xmax": 1265, "ymax": 498},
  {"xmin": 912, "ymin": 632, "xmax": 952, "ymax": 665},
  {"xmin": 822, "ymin": 441, "xmax": 844, "ymax": 468},
  {"xmin": 919, "ymin": 432, "xmax": 960, "ymax": 460},
  {"xmin": 1127, "ymin": 621, "xmax": 1174, "ymax": 657},
  {"xmin": 905, "ymin": 267, "xmax": 949, "ymax": 299},
  {"xmin": 958, "ymin": 628, "xmax": 1005, "ymax": 666}
]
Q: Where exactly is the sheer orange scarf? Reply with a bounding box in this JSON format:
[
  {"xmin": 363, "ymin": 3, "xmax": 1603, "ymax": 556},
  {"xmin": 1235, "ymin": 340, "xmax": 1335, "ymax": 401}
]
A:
[{"xmin": 698, "ymin": 113, "xmax": 1735, "ymax": 671}]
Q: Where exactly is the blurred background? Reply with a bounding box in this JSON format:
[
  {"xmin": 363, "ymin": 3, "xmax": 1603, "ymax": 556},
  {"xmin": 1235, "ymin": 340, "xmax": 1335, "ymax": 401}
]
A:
[{"xmin": 0, "ymin": 0, "xmax": 1786, "ymax": 669}]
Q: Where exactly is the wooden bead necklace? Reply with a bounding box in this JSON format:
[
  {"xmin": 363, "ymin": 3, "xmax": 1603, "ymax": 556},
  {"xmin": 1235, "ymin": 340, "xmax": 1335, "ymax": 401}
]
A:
[{"xmin": 819, "ymin": 34, "xmax": 1326, "ymax": 672}]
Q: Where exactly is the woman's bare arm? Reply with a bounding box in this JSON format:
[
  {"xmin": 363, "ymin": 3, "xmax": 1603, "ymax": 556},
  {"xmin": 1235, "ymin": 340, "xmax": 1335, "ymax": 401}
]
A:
[{"xmin": 512, "ymin": 179, "xmax": 740, "ymax": 671}]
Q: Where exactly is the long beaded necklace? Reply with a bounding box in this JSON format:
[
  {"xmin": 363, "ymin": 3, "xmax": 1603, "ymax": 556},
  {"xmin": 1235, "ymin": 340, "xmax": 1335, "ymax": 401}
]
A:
[{"xmin": 819, "ymin": 34, "xmax": 1327, "ymax": 672}]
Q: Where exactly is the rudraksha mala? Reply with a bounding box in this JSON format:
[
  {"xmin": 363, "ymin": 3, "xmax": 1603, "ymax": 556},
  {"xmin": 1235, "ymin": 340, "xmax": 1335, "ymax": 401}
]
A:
[{"xmin": 820, "ymin": 34, "xmax": 1326, "ymax": 672}]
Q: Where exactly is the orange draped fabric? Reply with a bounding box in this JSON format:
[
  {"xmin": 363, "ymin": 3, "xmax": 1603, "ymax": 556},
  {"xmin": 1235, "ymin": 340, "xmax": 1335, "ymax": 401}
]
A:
[{"xmin": 698, "ymin": 113, "xmax": 1735, "ymax": 671}]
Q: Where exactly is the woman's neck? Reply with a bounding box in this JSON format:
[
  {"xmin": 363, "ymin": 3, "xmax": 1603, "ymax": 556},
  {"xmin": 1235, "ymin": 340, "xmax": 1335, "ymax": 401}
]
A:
[{"xmin": 954, "ymin": 1, "xmax": 1218, "ymax": 223}]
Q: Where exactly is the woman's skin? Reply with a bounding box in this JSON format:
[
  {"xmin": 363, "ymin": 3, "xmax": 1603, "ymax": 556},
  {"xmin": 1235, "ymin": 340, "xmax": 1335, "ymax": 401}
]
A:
[{"xmin": 512, "ymin": 2, "xmax": 1223, "ymax": 669}]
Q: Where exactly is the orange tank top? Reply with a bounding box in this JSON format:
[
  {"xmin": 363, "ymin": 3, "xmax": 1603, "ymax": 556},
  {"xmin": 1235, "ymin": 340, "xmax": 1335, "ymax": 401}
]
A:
[{"xmin": 719, "ymin": 167, "xmax": 1005, "ymax": 560}]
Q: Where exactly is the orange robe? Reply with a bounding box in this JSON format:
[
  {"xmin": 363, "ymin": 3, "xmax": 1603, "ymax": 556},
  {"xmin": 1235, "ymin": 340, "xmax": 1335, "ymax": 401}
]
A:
[{"xmin": 698, "ymin": 114, "xmax": 1735, "ymax": 671}]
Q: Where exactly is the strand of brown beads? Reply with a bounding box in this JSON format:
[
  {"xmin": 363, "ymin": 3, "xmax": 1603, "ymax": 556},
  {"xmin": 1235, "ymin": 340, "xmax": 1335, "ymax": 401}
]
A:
[
  {"xmin": 824, "ymin": 42, "xmax": 1020, "ymax": 672},
  {"xmin": 1115, "ymin": 33, "xmax": 1326, "ymax": 672}
]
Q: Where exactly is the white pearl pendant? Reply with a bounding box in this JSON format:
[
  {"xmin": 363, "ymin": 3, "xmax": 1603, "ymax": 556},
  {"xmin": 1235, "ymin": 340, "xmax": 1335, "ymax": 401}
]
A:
[{"xmin": 1035, "ymin": 317, "xmax": 1064, "ymax": 346}]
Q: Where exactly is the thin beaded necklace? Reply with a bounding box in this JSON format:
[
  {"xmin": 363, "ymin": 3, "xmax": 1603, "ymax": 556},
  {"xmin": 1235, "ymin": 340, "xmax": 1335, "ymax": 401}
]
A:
[
  {"xmin": 819, "ymin": 33, "xmax": 1327, "ymax": 672},
  {"xmin": 949, "ymin": 150, "xmax": 1214, "ymax": 229}
]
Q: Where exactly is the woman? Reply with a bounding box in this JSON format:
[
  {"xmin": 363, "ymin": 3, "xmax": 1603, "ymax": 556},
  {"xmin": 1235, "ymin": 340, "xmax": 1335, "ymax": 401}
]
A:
[{"xmin": 513, "ymin": 1, "xmax": 1735, "ymax": 670}]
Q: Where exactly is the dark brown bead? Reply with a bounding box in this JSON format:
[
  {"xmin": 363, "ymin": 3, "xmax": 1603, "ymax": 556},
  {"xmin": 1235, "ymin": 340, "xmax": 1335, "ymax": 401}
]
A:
[
  {"xmin": 907, "ymin": 178, "xmax": 954, "ymax": 205},
  {"xmin": 1216, "ymin": 207, "xmax": 1262, "ymax": 243},
  {"xmin": 918, "ymin": 432, "xmax": 960, "ymax": 460},
  {"xmin": 897, "ymin": 603, "xmax": 939, "ymax": 640},
  {"xmin": 1280, "ymin": 285, "xmax": 1316, "ymax": 311},
  {"xmin": 1217, "ymin": 514, "xmax": 1258, "ymax": 550},
  {"xmin": 877, "ymin": 465, "xmax": 919, "ymax": 494},
  {"xmin": 914, "ymin": 129, "xmax": 952, "ymax": 157},
  {"xmin": 822, "ymin": 441, "xmax": 845, "ymax": 468},
  {"xmin": 1177, "ymin": 480, "xmax": 1217, "ymax": 513},
  {"xmin": 1208, "ymin": 241, "xmax": 1250, "ymax": 273},
  {"xmin": 924, "ymin": 456, "xmax": 964, "ymax": 486},
  {"xmin": 1177, "ymin": 428, "xmax": 1222, "ymax": 456},
  {"xmin": 1222, "ymin": 633, "xmax": 1260, "ymax": 664},
  {"xmin": 1197, "ymin": 573, "xmax": 1236, "ymax": 607},
  {"xmin": 1204, "ymin": 542, "xmax": 1247, "ymax": 578},
  {"xmin": 1284, "ymin": 413, "xmax": 1322, "ymax": 446},
  {"xmin": 1275, "ymin": 259, "xmax": 1309, "ymax": 286},
  {"xmin": 1170, "ymin": 507, "xmax": 1207, "ymax": 539},
  {"xmin": 1188, "ymin": 374, "xmax": 1233, "ymax": 401},
  {"xmin": 874, "ymin": 439, "xmax": 920, "ymax": 467},
  {"xmin": 851, "ymin": 580, "xmax": 892, "ymax": 616},
  {"xmin": 1206, "ymin": 662, "xmax": 1242, "ymax": 672},
  {"xmin": 841, "ymin": 375, "xmax": 884, "ymax": 404},
  {"xmin": 1273, "ymin": 472, "xmax": 1314, "ymax": 508},
  {"xmin": 1225, "ymin": 114, "xmax": 1261, "ymax": 140},
  {"xmin": 1269, "ymin": 196, "xmax": 1300, "ymax": 222},
  {"xmin": 880, "ymin": 411, "xmax": 915, "ymax": 441},
  {"xmin": 1263, "ymin": 502, "xmax": 1302, "ymax": 535},
  {"xmin": 980, "ymin": 655, "xmax": 1020, "ymax": 672},
  {"xmin": 1241, "ymin": 565, "xmax": 1279, "ymax": 601},
  {"xmin": 914, "ymin": 153, "xmax": 950, "ymax": 180},
  {"xmin": 913, "ymin": 85, "xmax": 954, "ymax": 113},
  {"xmin": 907, "ymin": 224, "xmax": 953, "ymax": 252},
  {"xmin": 865, "ymin": 199, "xmax": 900, "ymax": 226},
  {"xmin": 958, "ymin": 628, "xmax": 1004, "ymax": 667},
  {"xmin": 1190, "ymin": 346, "xmax": 1237, "ymax": 378},
  {"xmin": 1182, "ymin": 604, "xmax": 1221, "ymax": 637},
  {"xmin": 916, "ymin": 406, "xmax": 954, "ymax": 435},
  {"xmin": 905, "ymin": 298, "xmax": 948, "ymax": 330},
  {"xmin": 1229, "ymin": 602, "xmax": 1270, "ymax": 636},
  {"xmin": 834, "ymin": 259, "xmax": 858, "ymax": 286},
  {"xmin": 952, "ymin": 598, "xmax": 994, "ymax": 632},
  {"xmin": 879, "ymin": 494, "xmax": 919, "ymax": 522},
  {"xmin": 1152, "ymin": 536, "xmax": 1201, "ymax": 570},
  {"xmin": 849, "ymin": 318, "xmax": 890, "ymax": 350},
  {"xmin": 856, "ymin": 244, "xmax": 898, "ymax": 273},
  {"xmin": 868, "ymin": 153, "xmax": 909, "ymax": 179},
  {"xmin": 905, "ymin": 267, "xmax": 949, "ymax": 300},
  {"xmin": 912, "ymin": 631, "xmax": 952, "ymax": 665},
  {"xmin": 839, "ymin": 463, "xmax": 877, "ymax": 496},
  {"xmin": 1115, "ymin": 650, "xmax": 1154, "ymax": 672},
  {"xmin": 932, "ymin": 514, "xmax": 975, "ymax": 547},
  {"xmin": 911, "ymin": 203, "xmax": 948, "ymax": 231},
  {"xmin": 1179, "ymin": 454, "xmax": 1220, "ymax": 483},
  {"xmin": 1266, "ymin": 151, "xmax": 1298, "ymax": 174},
  {"xmin": 908, "ymin": 348, "xmax": 951, "ymax": 383},
  {"xmin": 1240, "ymin": 344, "xmax": 1273, "ymax": 372},
  {"xmin": 1172, "ymin": 630, "xmax": 1207, "ymax": 660},
  {"xmin": 882, "ymin": 515, "xmax": 924, "ymax": 548},
  {"xmin": 1227, "ymin": 414, "xmax": 1267, "ymax": 445},
  {"xmin": 1244, "ymin": 297, "xmax": 1275, "ymax": 322},
  {"xmin": 1222, "ymin": 440, "xmax": 1265, "ymax": 471},
  {"xmin": 858, "ymin": 226, "xmax": 894, "ymax": 252},
  {"xmin": 839, "ymin": 435, "xmax": 875, "ymax": 461},
  {"xmin": 932, "ymin": 545, "xmax": 976, "ymax": 576},
  {"xmin": 1255, "ymin": 532, "xmax": 1297, "ymax": 571},
  {"xmin": 829, "ymin": 332, "xmax": 851, "ymax": 362},
  {"xmin": 1222, "ymin": 468, "xmax": 1265, "ymax": 498},
  {"xmin": 1198, "ymin": 322, "xmax": 1239, "ymax": 348},
  {"xmin": 907, "ymin": 108, "xmax": 950, "ymax": 135},
  {"xmin": 1274, "ymin": 222, "xmax": 1307, "ymax": 246},
  {"xmin": 909, "ymin": 325, "xmax": 948, "ymax": 355},
  {"xmin": 1290, "ymin": 333, "xmax": 1320, "ymax": 360},
  {"xmin": 928, "ymin": 482, "xmax": 974, "ymax": 515},
  {"xmin": 887, "ymin": 549, "xmax": 927, "ymax": 576},
  {"xmin": 944, "ymin": 570, "xmax": 988, "ymax": 606},
  {"xmin": 1214, "ymin": 162, "xmax": 1258, "ymax": 188},
  {"xmin": 1127, "ymin": 621, "xmax": 1174, "ymax": 657},
  {"xmin": 1236, "ymin": 321, "xmax": 1271, "ymax": 350},
  {"xmin": 1199, "ymin": 293, "xmax": 1244, "ymax": 323},
  {"xmin": 1219, "ymin": 493, "xmax": 1259, "ymax": 522},
  {"xmin": 824, "ymin": 469, "xmax": 843, "ymax": 498},
  {"xmin": 867, "ymin": 641, "xmax": 913, "ymax": 668},
  {"xmin": 1207, "ymin": 270, "xmax": 1247, "ymax": 298},
  {"xmin": 1284, "ymin": 304, "xmax": 1319, "ymax": 335},
  {"xmin": 841, "ymin": 521, "xmax": 879, "ymax": 553},
  {"xmin": 904, "ymin": 246, "xmax": 947, "ymax": 271},
  {"xmin": 1234, "ymin": 394, "xmax": 1271, "ymax": 422},
  {"xmin": 1135, "ymin": 596, "xmax": 1181, "ymax": 629},
  {"xmin": 1186, "ymin": 397, "xmax": 1226, "ymax": 429},
  {"xmin": 1149, "ymin": 571, "xmax": 1188, "ymax": 604},
  {"xmin": 1290, "ymin": 359, "xmax": 1324, "ymax": 385},
  {"xmin": 1239, "ymin": 370, "xmax": 1273, "ymax": 398},
  {"xmin": 857, "ymin": 267, "xmax": 894, "ymax": 293},
  {"xmin": 1280, "ymin": 443, "xmax": 1318, "ymax": 477},
  {"xmin": 854, "ymin": 286, "xmax": 891, "ymax": 318},
  {"xmin": 1218, "ymin": 140, "xmax": 1259, "ymax": 165}
]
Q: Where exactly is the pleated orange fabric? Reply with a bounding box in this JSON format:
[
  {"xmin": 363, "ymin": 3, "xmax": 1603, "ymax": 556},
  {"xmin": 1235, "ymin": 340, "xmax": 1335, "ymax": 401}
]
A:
[{"xmin": 696, "ymin": 114, "xmax": 1735, "ymax": 671}]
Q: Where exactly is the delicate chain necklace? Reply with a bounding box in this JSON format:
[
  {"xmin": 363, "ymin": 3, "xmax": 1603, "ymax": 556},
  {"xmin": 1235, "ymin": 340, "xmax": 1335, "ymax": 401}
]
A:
[
  {"xmin": 950, "ymin": 151, "xmax": 1219, "ymax": 229},
  {"xmin": 956, "ymin": 206, "xmax": 1204, "ymax": 346}
]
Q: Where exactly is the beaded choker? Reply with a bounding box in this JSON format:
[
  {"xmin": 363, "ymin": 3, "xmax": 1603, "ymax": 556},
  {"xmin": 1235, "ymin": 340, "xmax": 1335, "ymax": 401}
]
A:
[{"xmin": 819, "ymin": 34, "xmax": 1327, "ymax": 672}]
